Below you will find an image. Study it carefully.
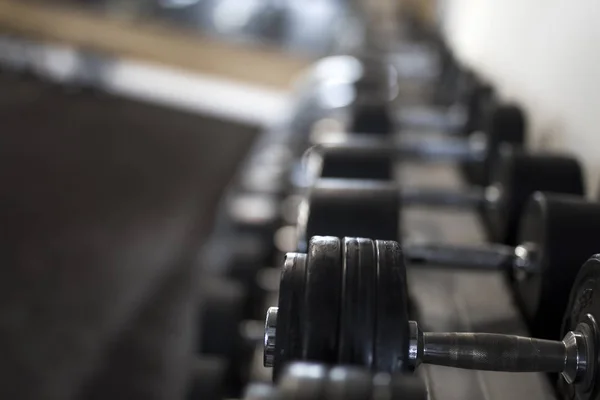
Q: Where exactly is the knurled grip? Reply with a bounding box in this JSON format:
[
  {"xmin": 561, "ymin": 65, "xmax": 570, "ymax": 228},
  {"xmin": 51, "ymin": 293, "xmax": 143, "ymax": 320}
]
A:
[{"xmin": 422, "ymin": 332, "xmax": 566, "ymax": 372}]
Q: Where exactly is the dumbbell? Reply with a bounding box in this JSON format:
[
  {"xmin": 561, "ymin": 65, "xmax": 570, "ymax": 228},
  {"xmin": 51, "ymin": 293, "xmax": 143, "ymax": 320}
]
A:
[
  {"xmin": 263, "ymin": 236, "xmax": 600, "ymax": 398},
  {"xmin": 298, "ymin": 148, "xmax": 585, "ymax": 249},
  {"xmin": 290, "ymin": 55, "xmax": 398, "ymax": 138},
  {"xmin": 296, "ymin": 54, "xmax": 492, "ymax": 139},
  {"xmin": 308, "ymin": 101, "xmax": 525, "ymax": 184},
  {"xmin": 244, "ymin": 362, "xmax": 427, "ymax": 400}
]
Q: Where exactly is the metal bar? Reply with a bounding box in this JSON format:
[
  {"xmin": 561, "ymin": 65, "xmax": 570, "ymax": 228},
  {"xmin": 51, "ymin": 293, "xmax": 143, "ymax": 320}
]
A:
[
  {"xmin": 400, "ymin": 187, "xmax": 484, "ymax": 209},
  {"xmin": 313, "ymin": 135, "xmax": 485, "ymax": 163},
  {"xmin": 395, "ymin": 136, "xmax": 485, "ymax": 162},
  {"xmin": 397, "ymin": 105, "xmax": 466, "ymax": 134},
  {"xmin": 422, "ymin": 332, "xmax": 566, "ymax": 373},
  {"xmin": 404, "ymin": 242, "xmax": 515, "ymax": 270}
]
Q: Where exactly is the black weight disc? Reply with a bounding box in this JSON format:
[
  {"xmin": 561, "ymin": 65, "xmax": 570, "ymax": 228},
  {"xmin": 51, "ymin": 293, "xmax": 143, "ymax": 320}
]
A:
[
  {"xmin": 349, "ymin": 103, "xmax": 396, "ymax": 136},
  {"xmin": 311, "ymin": 143, "xmax": 395, "ymax": 180},
  {"xmin": 319, "ymin": 151, "xmax": 395, "ymax": 180},
  {"xmin": 559, "ymin": 256, "xmax": 600, "ymax": 400},
  {"xmin": 514, "ymin": 193, "xmax": 600, "ymax": 340},
  {"xmin": 481, "ymin": 104, "xmax": 527, "ymax": 185},
  {"xmin": 302, "ymin": 237, "xmax": 343, "ymax": 364},
  {"xmin": 298, "ymin": 179, "xmax": 400, "ymax": 251},
  {"xmin": 460, "ymin": 83, "xmax": 494, "ymax": 137},
  {"xmin": 483, "ymin": 147, "xmax": 585, "ymax": 246},
  {"xmin": 278, "ymin": 362, "xmax": 328, "ymax": 400},
  {"xmin": 461, "ymin": 102, "xmax": 526, "ymax": 187},
  {"xmin": 374, "ymin": 240, "xmax": 410, "ymax": 372},
  {"xmin": 273, "ymin": 253, "xmax": 307, "ymax": 380},
  {"xmin": 324, "ymin": 366, "xmax": 373, "ymax": 400},
  {"xmin": 338, "ymin": 237, "xmax": 376, "ymax": 368}
]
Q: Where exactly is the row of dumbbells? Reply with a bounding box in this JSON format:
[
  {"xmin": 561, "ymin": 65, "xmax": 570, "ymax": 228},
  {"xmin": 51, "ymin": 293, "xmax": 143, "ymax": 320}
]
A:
[
  {"xmin": 255, "ymin": 130, "xmax": 600, "ymax": 397},
  {"xmin": 191, "ymin": 46, "xmax": 533, "ymax": 398},
  {"xmin": 194, "ymin": 34, "xmax": 600, "ymax": 399}
]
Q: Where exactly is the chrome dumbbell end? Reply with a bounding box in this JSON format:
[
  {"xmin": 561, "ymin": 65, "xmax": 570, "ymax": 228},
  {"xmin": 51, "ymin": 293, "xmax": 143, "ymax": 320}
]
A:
[
  {"xmin": 264, "ymin": 307, "xmax": 278, "ymax": 368},
  {"xmin": 403, "ymin": 241, "xmax": 541, "ymax": 274},
  {"xmin": 512, "ymin": 242, "xmax": 540, "ymax": 277},
  {"xmin": 408, "ymin": 320, "xmax": 594, "ymax": 386}
]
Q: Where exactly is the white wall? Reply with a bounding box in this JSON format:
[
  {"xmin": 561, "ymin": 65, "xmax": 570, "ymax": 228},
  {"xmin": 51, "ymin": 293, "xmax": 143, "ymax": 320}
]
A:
[{"xmin": 441, "ymin": 0, "xmax": 600, "ymax": 195}]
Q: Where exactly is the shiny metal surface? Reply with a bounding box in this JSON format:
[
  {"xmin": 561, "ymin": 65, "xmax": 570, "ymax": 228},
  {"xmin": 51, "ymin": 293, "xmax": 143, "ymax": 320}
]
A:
[
  {"xmin": 513, "ymin": 242, "xmax": 540, "ymax": 277},
  {"xmin": 312, "ymin": 134, "xmax": 486, "ymax": 163},
  {"xmin": 416, "ymin": 324, "xmax": 574, "ymax": 374},
  {"xmin": 411, "ymin": 320, "xmax": 593, "ymax": 386},
  {"xmin": 264, "ymin": 307, "xmax": 278, "ymax": 368},
  {"xmin": 397, "ymin": 104, "xmax": 466, "ymax": 133},
  {"xmin": 404, "ymin": 242, "xmax": 516, "ymax": 270}
]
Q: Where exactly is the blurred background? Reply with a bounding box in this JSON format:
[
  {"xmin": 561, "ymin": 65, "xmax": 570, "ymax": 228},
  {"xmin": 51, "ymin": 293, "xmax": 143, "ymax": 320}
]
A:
[{"xmin": 0, "ymin": 0, "xmax": 597, "ymax": 399}]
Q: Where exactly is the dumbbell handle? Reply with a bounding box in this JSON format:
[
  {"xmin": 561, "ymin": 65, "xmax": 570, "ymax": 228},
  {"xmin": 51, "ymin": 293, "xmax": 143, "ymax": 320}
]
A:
[
  {"xmin": 422, "ymin": 332, "xmax": 565, "ymax": 371},
  {"xmin": 410, "ymin": 322, "xmax": 589, "ymax": 383},
  {"xmin": 311, "ymin": 179, "xmax": 486, "ymax": 210},
  {"xmin": 404, "ymin": 242, "xmax": 516, "ymax": 270},
  {"xmin": 400, "ymin": 187, "xmax": 485, "ymax": 209},
  {"xmin": 396, "ymin": 136, "xmax": 485, "ymax": 162},
  {"xmin": 314, "ymin": 135, "xmax": 486, "ymax": 163},
  {"xmin": 398, "ymin": 105, "xmax": 465, "ymax": 133}
]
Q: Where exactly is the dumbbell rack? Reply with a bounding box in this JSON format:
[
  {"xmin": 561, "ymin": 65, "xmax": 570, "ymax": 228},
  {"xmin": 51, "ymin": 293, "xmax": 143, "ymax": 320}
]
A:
[{"xmin": 230, "ymin": 130, "xmax": 558, "ymax": 400}]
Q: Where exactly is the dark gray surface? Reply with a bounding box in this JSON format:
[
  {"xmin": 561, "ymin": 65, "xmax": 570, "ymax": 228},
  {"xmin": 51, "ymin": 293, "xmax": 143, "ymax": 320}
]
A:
[{"xmin": 0, "ymin": 74, "xmax": 258, "ymax": 399}]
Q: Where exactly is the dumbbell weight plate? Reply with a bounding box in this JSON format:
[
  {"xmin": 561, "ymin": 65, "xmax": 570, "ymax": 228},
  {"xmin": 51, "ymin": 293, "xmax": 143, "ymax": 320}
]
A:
[
  {"xmin": 297, "ymin": 180, "xmax": 400, "ymax": 251},
  {"xmin": 373, "ymin": 239, "xmax": 411, "ymax": 372},
  {"xmin": 349, "ymin": 103, "xmax": 396, "ymax": 136},
  {"xmin": 460, "ymin": 83, "xmax": 494, "ymax": 137},
  {"xmin": 559, "ymin": 256, "xmax": 600, "ymax": 400},
  {"xmin": 338, "ymin": 238, "xmax": 377, "ymax": 368},
  {"xmin": 480, "ymin": 104, "xmax": 527, "ymax": 184},
  {"xmin": 317, "ymin": 148, "xmax": 395, "ymax": 180},
  {"xmin": 302, "ymin": 236, "xmax": 342, "ymax": 364},
  {"xmin": 461, "ymin": 103, "xmax": 526, "ymax": 187},
  {"xmin": 274, "ymin": 237, "xmax": 410, "ymax": 373},
  {"xmin": 514, "ymin": 193, "xmax": 600, "ymax": 340},
  {"xmin": 273, "ymin": 253, "xmax": 307, "ymax": 380},
  {"xmin": 484, "ymin": 147, "xmax": 585, "ymax": 246}
]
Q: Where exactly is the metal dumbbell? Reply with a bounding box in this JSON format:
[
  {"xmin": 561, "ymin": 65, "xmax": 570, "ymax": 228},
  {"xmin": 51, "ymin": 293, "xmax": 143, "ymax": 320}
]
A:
[
  {"xmin": 299, "ymin": 54, "xmax": 490, "ymax": 137},
  {"xmin": 308, "ymin": 101, "xmax": 525, "ymax": 183},
  {"xmin": 263, "ymin": 236, "xmax": 600, "ymax": 400},
  {"xmin": 294, "ymin": 54, "xmax": 399, "ymax": 137},
  {"xmin": 244, "ymin": 362, "xmax": 427, "ymax": 400},
  {"xmin": 297, "ymin": 148, "xmax": 584, "ymax": 250}
]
